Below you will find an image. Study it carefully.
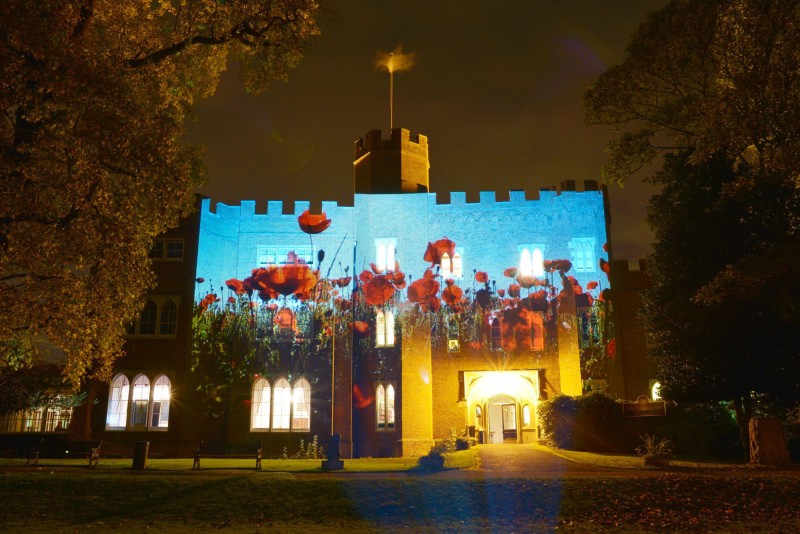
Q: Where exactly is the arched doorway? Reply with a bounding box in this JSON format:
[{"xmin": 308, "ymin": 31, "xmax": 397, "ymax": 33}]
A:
[
  {"xmin": 464, "ymin": 370, "xmax": 540, "ymax": 444},
  {"xmin": 486, "ymin": 394, "xmax": 516, "ymax": 443}
]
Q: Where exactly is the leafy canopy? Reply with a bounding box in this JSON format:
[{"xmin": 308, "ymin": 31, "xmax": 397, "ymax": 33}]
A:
[
  {"xmin": 585, "ymin": 0, "xmax": 800, "ymax": 186},
  {"xmin": 0, "ymin": 0, "xmax": 321, "ymax": 387}
]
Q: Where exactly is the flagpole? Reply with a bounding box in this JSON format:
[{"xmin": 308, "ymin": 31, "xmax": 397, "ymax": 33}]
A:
[{"xmin": 389, "ymin": 53, "xmax": 394, "ymax": 130}]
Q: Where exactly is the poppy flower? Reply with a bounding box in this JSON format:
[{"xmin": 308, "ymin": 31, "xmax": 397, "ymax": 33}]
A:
[
  {"xmin": 544, "ymin": 259, "xmax": 573, "ymax": 273},
  {"xmin": 503, "ymin": 267, "xmax": 518, "ymax": 278},
  {"xmin": 225, "ymin": 278, "xmax": 246, "ymax": 295},
  {"xmin": 423, "ymin": 238, "xmax": 456, "ymax": 265},
  {"xmin": 246, "ymin": 263, "xmax": 318, "ymax": 301},
  {"xmin": 195, "ymin": 277, "xmax": 205, "ymax": 284},
  {"xmin": 408, "ymin": 269, "xmax": 440, "ymax": 311},
  {"xmin": 297, "ymin": 209, "xmax": 331, "ymax": 234},
  {"xmin": 445, "ymin": 278, "xmax": 455, "ymax": 286},
  {"xmin": 599, "ymin": 258, "xmax": 610, "ymax": 275},
  {"xmin": 602, "ymin": 242, "xmax": 608, "ymax": 252},
  {"xmin": 516, "ymin": 274, "xmax": 539, "ymax": 289},
  {"xmin": 586, "ymin": 281, "xmax": 599, "ymax": 290},
  {"xmin": 199, "ymin": 293, "xmax": 219, "ymax": 310},
  {"xmin": 498, "ymin": 289, "xmax": 506, "ymax": 297},
  {"xmin": 227, "ymin": 296, "xmax": 236, "ymax": 304},
  {"xmin": 508, "ymin": 284, "xmax": 521, "ymax": 298},
  {"xmin": 370, "ymin": 262, "xmax": 384, "ymax": 274},
  {"xmin": 475, "ymin": 271, "xmax": 489, "ymax": 283},
  {"xmin": 442, "ymin": 283, "xmax": 463, "ymax": 309},
  {"xmin": 351, "ymin": 321, "xmax": 369, "ymax": 334},
  {"xmin": 334, "ymin": 277, "xmax": 352, "ymax": 288},
  {"xmin": 390, "ymin": 270, "xmax": 407, "ymax": 289},
  {"xmin": 361, "ymin": 274, "xmax": 397, "ymax": 306}
]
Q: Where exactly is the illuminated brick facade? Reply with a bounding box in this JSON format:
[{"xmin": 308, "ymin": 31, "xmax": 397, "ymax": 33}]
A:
[{"xmin": 32, "ymin": 128, "xmax": 651, "ymax": 459}]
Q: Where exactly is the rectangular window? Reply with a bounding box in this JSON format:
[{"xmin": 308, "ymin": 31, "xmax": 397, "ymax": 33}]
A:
[
  {"xmin": 149, "ymin": 239, "xmax": 184, "ymax": 261},
  {"xmin": 257, "ymin": 246, "xmax": 314, "ymax": 267},
  {"xmin": 374, "ymin": 238, "xmax": 396, "ymax": 273},
  {"xmin": 569, "ymin": 238, "xmax": 596, "ymax": 272}
]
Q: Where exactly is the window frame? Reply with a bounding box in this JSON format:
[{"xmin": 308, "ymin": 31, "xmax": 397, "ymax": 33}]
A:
[
  {"xmin": 127, "ymin": 296, "xmax": 180, "ymax": 338},
  {"xmin": 374, "ymin": 238, "xmax": 397, "ymax": 273},
  {"xmin": 569, "ymin": 238, "xmax": 597, "ymax": 273},
  {"xmin": 375, "ymin": 381, "xmax": 396, "ymax": 431},
  {"xmin": 149, "ymin": 238, "xmax": 184, "ymax": 261},
  {"xmin": 105, "ymin": 372, "xmax": 172, "ymax": 431}
]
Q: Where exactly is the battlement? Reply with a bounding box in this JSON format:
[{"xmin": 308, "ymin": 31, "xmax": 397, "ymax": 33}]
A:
[
  {"xmin": 433, "ymin": 180, "xmax": 605, "ymax": 207},
  {"xmin": 200, "ymin": 197, "xmax": 349, "ymax": 219},
  {"xmin": 354, "ymin": 127, "xmax": 428, "ymax": 160}
]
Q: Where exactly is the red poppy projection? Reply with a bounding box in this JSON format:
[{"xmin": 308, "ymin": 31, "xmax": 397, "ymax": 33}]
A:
[
  {"xmin": 423, "ymin": 237, "xmax": 456, "ymax": 266},
  {"xmin": 359, "ymin": 265, "xmax": 406, "ymax": 306},
  {"xmin": 242, "ymin": 259, "xmax": 318, "ymax": 301},
  {"xmin": 297, "ymin": 209, "xmax": 331, "ymax": 234},
  {"xmin": 474, "ymin": 271, "xmax": 489, "ymax": 283},
  {"xmin": 408, "ymin": 268, "xmax": 441, "ymax": 311},
  {"xmin": 442, "ymin": 280, "xmax": 463, "ymax": 310}
]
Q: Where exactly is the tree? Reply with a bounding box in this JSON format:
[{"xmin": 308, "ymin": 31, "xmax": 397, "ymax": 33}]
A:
[
  {"xmin": 585, "ymin": 0, "xmax": 800, "ymax": 457},
  {"xmin": 585, "ymin": 0, "xmax": 800, "ymax": 187},
  {"xmin": 642, "ymin": 152, "xmax": 800, "ymax": 457},
  {"xmin": 0, "ymin": 1, "xmax": 322, "ymax": 388}
]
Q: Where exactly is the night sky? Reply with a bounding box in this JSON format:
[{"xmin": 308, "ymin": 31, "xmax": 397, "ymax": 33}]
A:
[{"xmin": 186, "ymin": 0, "xmax": 668, "ymax": 263}]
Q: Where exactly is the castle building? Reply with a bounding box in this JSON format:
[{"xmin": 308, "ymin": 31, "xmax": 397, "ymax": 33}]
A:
[{"xmin": 1, "ymin": 128, "xmax": 656, "ymax": 458}]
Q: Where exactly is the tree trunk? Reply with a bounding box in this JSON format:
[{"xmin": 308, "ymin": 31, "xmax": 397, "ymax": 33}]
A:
[{"xmin": 732, "ymin": 395, "xmax": 753, "ymax": 463}]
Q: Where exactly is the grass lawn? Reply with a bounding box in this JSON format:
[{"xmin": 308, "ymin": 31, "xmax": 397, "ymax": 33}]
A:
[
  {"xmin": 534, "ymin": 443, "xmax": 745, "ymax": 471},
  {"xmin": 1, "ymin": 465, "xmax": 798, "ymax": 533},
  {"xmin": 0, "ymin": 449, "xmax": 475, "ymax": 472}
]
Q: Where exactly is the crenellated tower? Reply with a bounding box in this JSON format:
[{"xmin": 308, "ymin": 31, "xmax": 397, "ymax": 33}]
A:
[{"xmin": 353, "ymin": 128, "xmax": 430, "ymax": 193}]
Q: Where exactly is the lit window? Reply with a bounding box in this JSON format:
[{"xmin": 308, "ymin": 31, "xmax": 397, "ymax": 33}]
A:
[
  {"xmin": 376, "ymin": 384, "xmax": 386, "ymax": 429},
  {"xmin": 106, "ymin": 374, "xmax": 130, "ymax": 430},
  {"xmin": 252, "ymin": 378, "xmax": 271, "ymax": 430},
  {"xmin": 376, "ymin": 310, "xmax": 395, "ymax": 347},
  {"xmin": 519, "ymin": 248, "xmax": 532, "ymax": 277},
  {"xmin": 44, "ymin": 396, "xmax": 73, "ymax": 432},
  {"xmin": 522, "ymin": 405, "xmax": 531, "ymax": 426},
  {"xmin": 475, "ymin": 405, "xmax": 483, "ymax": 429},
  {"xmin": 441, "ymin": 251, "xmax": 463, "ymax": 278},
  {"xmin": 375, "ymin": 382, "xmax": 396, "ymax": 431},
  {"xmin": 130, "ymin": 375, "xmax": 150, "ymax": 428},
  {"xmin": 272, "ymin": 378, "xmax": 291, "ymax": 430},
  {"xmin": 531, "ymin": 248, "xmax": 544, "ymax": 277},
  {"xmin": 569, "ymin": 238, "xmax": 596, "ymax": 272},
  {"xmin": 105, "ymin": 373, "xmax": 170, "ymax": 431},
  {"xmin": 292, "ymin": 378, "xmax": 311, "ymax": 431},
  {"xmin": 440, "ymin": 252, "xmax": 451, "ymax": 278},
  {"xmin": 651, "ymin": 381, "xmax": 662, "ymax": 401},
  {"xmin": 374, "ymin": 239, "xmax": 396, "ymax": 272},
  {"xmin": 151, "ymin": 375, "xmax": 171, "ymax": 428},
  {"xmin": 159, "ymin": 300, "xmax": 178, "ymax": 335},
  {"xmin": 386, "ymin": 384, "xmax": 395, "ymax": 428},
  {"xmin": 452, "ymin": 252, "xmax": 462, "ymax": 278},
  {"xmin": 519, "ymin": 245, "xmax": 545, "ymax": 277}
]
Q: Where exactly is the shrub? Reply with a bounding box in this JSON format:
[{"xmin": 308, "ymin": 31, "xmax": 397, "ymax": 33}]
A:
[
  {"xmin": 573, "ymin": 393, "xmax": 630, "ymax": 452},
  {"xmin": 537, "ymin": 395, "xmax": 578, "ymax": 448},
  {"xmin": 538, "ymin": 393, "xmax": 632, "ymax": 452},
  {"xmin": 636, "ymin": 432, "xmax": 673, "ymax": 468},
  {"xmin": 653, "ymin": 403, "xmax": 740, "ymax": 459}
]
